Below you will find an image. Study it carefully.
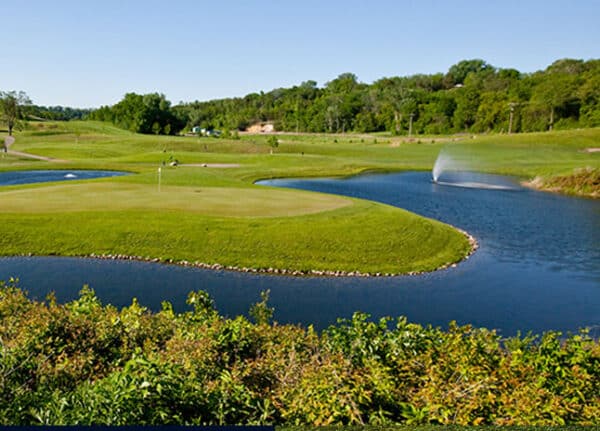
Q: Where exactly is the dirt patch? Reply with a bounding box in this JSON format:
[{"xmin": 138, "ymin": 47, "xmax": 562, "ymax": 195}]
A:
[
  {"xmin": 245, "ymin": 122, "xmax": 274, "ymax": 133},
  {"xmin": 583, "ymin": 147, "xmax": 600, "ymax": 153}
]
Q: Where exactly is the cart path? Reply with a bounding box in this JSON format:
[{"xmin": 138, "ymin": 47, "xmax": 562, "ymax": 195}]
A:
[{"xmin": 7, "ymin": 150, "xmax": 68, "ymax": 163}]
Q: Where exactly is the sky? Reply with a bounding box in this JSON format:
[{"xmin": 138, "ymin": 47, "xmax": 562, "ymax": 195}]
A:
[{"xmin": 2, "ymin": 0, "xmax": 599, "ymax": 108}]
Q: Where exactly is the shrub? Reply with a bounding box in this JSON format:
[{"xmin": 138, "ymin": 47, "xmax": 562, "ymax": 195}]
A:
[{"xmin": 0, "ymin": 281, "xmax": 598, "ymax": 426}]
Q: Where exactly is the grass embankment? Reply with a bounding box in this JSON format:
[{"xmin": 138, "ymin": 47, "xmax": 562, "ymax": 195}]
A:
[
  {"xmin": 526, "ymin": 167, "xmax": 600, "ymax": 198},
  {"xmin": 0, "ymin": 194, "xmax": 467, "ymax": 275},
  {"xmin": 1, "ymin": 122, "xmax": 598, "ymax": 274}
]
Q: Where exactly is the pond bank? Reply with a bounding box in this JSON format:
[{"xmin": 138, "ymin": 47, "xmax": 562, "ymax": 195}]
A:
[
  {"xmin": 12, "ymin": 223, "xmax": 478, "ymax": 278},
  {"xmin": 523, "ymin": 167, "xmax": 600, "ymax": 199}
]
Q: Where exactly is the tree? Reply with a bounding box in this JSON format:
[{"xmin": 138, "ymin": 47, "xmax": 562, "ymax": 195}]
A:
[
  {"xmin": 0, "ymin": 91, "xmax": 32, "ymax": 136},
  {"xmin": 446, "ymin": 59, "xmax": 492, "ymax": 86},
  {"xmin": 372, "ymin": 77, "xmax": 416, "ymax": 134},
  {"xmin": 267, "ymin": 135, "xmax": 279, "ymax": 154},
  {"xmin": 531, "ymin": 72, "xmax": 579, "ymax": 130},
  {"xmin": 90, "ymin": 92, "xmax": 184, "ymax": 135}
]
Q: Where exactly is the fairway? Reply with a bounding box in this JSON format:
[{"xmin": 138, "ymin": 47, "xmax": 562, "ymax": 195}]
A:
[{"xmin": 1, "ymin": 121, "xmax": 598, "ymax": 275}]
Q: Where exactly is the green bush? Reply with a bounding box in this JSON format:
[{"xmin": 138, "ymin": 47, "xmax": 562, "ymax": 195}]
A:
[{"xmin": 0, "ymin": 280, "xmax": 598, "ymax": 426}]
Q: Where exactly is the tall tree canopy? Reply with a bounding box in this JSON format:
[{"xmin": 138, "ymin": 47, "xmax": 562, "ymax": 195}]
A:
[{"xmin": 90, "ymin": 58, "xmax": 600, "ymax": 136}]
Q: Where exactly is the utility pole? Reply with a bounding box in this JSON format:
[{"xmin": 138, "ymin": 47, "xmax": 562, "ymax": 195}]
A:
[
  {"xmin": 408, "ymin": 113, "xmax": 414, "ymax": 137},
  {"xmin": 508, "ymin": 103, "xmax": 516, "ymax": 134},
  {"xmin": 295, "ymin": 99, "xmax": 299, "ymax": 134}
]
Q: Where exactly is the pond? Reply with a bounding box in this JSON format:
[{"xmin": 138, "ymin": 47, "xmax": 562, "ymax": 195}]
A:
[
  {"xmin": 1, "ymin": 172, "xmax": 599, "ymax": 336},
  {"xmin": 0, "ymin": 169, "xmax": 129, "ymax": 186}
]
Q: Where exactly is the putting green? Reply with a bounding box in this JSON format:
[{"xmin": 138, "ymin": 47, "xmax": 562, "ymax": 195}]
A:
[{"xmin": 0, "ymin": 182, "xmax": 352, "ymax": 217}]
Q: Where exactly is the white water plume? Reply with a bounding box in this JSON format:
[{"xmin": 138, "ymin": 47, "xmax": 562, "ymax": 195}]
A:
[
  {"xmin": 432, "ymin": 147, "xmax": 470, "ymax": 182},
  {"xmin": 432, "ymin": 150, "xmax": 450, "ymax": 182},
  {"xmin": 432, "ymin": 147, "xmax": 519, "ymax": 191}
]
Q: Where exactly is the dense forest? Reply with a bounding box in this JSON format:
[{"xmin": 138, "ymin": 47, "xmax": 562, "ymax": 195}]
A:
[{"xmin": 89, "ymin": 58, "xmax": 600, "ymax": 136}]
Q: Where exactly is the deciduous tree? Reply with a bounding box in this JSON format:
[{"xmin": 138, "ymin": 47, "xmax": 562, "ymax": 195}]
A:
[{"xmin": 0, "ymin": 91, "xmax": 31, "ymax": 136}]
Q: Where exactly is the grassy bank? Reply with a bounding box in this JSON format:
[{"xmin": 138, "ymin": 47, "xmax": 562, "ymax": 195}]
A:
[
  {"xmin": 526, "ymin": 167, "xmax": 600, "ymax": 198},
  {"xmin": 0, "ymin": 203, "xmax": 469, "ymax": 275},
  {"xmin": 0, "ymin": 122, "xmax": 598, "ymax": 274}
]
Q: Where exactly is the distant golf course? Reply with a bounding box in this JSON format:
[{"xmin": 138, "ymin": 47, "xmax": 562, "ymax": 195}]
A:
[{"xmin": 1, "ymin": 121, "xmax": 598, "ymax": 275}]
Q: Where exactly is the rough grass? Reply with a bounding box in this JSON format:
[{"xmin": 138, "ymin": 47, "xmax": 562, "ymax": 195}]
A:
[
  {"xmin": 278, "ymin": 426, "xmax": 592, "ymax": 431},
  {"xmin": 527, "ymin": 167, "xmax": 600, "ymax": 198}
]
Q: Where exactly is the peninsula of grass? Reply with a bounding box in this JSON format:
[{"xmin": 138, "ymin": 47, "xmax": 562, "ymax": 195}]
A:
[
  {"xmin": 0, "ymin": 178, "xmax": 472, "ymax": 275},
  {"xmin": 0, "ymin": 121, "xmax": 598, "ymax": 275}
]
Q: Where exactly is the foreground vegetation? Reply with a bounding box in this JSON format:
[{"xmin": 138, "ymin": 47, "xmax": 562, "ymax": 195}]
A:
[{"xmin": 1, "ymin": 281, "xmax": 598, "ymax": 426}]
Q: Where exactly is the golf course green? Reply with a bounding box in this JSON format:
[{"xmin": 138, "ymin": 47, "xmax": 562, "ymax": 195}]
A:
[{"xmin": 1, "ymin": 121, "xmax": 598, "ymax": 275}]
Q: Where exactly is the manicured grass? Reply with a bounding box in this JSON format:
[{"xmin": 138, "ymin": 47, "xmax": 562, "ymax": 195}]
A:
[
  {"xmin": 0, "ymin": 202, "xmax": 468, "ymax": 274},
  {"xmin": 0, "ymin": 182, "xmax": 351, "ymax": 217},
  {"xmin": 0, "ymin": 121, "xmax": 598, "ymax": 274}
]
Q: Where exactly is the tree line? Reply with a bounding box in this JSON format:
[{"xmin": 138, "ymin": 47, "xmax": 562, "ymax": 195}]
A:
[
  {"xmin": 0, "ymin": 91, "xmax": 90, "ymax": 132},
  {"xmin": 29, "ymin": 105, "xmax": 92, "ymax": 121},
  {"xmin": 5, "ymin": 58, "xmax": 600, "ymax": 136},
  {"xmin": 172, "ymin": 58, "xmax": 599, "ymax": 135},
  {"xmin": 90, "ymin": 92, "xmax": 185, "ymax": 135}
]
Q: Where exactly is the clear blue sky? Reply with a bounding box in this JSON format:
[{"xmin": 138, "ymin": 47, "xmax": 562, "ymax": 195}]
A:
[{"xmin": 3, "ymin": 0, "xmax": 599, "ymax": 108}]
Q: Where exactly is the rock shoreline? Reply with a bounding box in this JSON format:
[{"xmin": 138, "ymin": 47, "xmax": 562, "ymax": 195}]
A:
[{"xmin": 16, "ymin": 230, "xmax": 478, "ymax": 278}]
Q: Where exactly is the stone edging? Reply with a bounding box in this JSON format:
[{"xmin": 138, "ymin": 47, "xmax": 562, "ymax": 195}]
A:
[{"xmin": 14, "ymin": 229, "xmax": 478, "ymax": 278}]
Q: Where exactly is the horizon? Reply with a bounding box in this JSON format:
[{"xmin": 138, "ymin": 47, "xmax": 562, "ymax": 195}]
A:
[{"xmin": 3, "ymin": 0, "xmax": 599, "ymax": 108}]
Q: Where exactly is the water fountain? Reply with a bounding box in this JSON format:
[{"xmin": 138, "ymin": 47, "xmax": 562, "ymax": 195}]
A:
[
  {"xmin": 432, "ymin": 148, "xmax": 454, "ymax": 183},
  {"xmin": 432, "ymin": 147, "xmax": 519, "ymax": 191}
]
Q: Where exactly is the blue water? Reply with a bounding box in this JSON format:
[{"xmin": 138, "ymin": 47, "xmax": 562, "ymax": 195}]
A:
[
  {"xmin": 1, "ymin": 172, "xmax": 599, "ymax": 335},
  {"xmin": 0, "ymin": 169, "xmax": 129, "ymax": 186}
]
